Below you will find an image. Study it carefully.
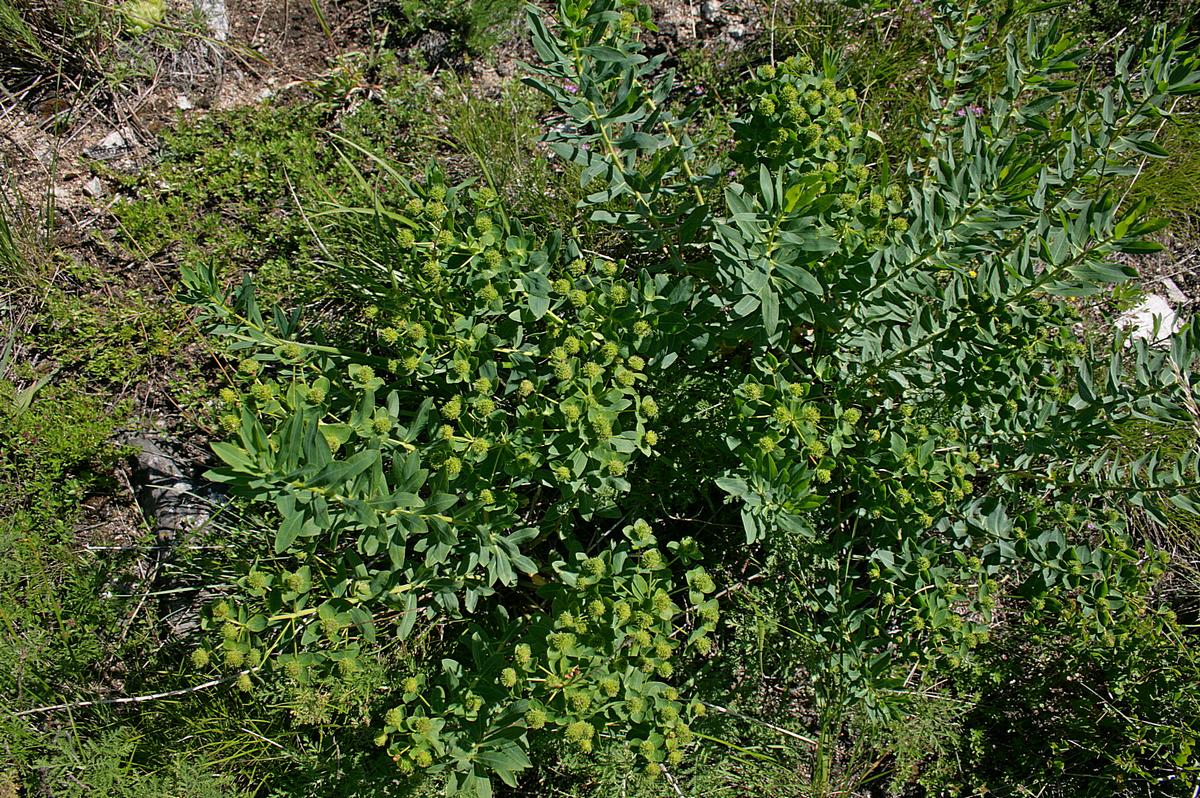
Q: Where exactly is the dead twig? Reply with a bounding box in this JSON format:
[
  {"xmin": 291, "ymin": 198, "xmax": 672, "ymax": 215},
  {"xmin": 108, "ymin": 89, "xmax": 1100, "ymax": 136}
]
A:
[
  {"xmin": 701, "ymin": 701, "xmax": 819, "ymax": 747},
  {"xmin": 14, "ymin": 672, "xmax": 249, "ymax": 717},
  {"xmin": 660, "ymin": 763, "xmax": 689, "ymax": 798}
]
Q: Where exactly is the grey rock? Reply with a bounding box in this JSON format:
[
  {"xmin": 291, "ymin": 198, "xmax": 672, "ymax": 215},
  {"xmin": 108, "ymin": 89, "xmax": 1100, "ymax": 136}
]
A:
[
  {"xmin": 194, "ymin": 0, "xmax": 228, "ymax": 41},
  {"xmin": 175, "ymin": 94, "xmax": 194, "ymax": 110},
  {"xmin": 126, "ymin": 435, "xmax": 218, "ymax": 543},
  {"xmin": 1116, "ymin": 294, "xmax": 1182, "ymax": 345},
  {"xmin": 700, "ymin": 0, "xmax": 721, "ymax": 22},
  {"xmin": 125, "ymin": 435, "xmax": 226, "ymax": 637},
  {"xmin": 83, "ymin": 176, "xmax": 105, "ymax": 198},
  {"xmin": 84, "ymin": 129, "xmax": 132, "ymax": 160},
  {"xmin": 1159, "ymin": 276, "xmax": 1189, "ymax": 306}
]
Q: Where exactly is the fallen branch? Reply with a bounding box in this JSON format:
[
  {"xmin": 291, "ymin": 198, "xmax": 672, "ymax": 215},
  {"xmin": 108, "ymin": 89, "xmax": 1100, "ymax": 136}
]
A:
[
  {"xmin": 660, "ymin": 763, "xmax": 689, "ymax": 798},
  {"xmin": 701, "ymin": 701, "xmax": 819, "ymax": 747},
  {"xmin": 14, "ymin": 672, "xmax": 247, "ymax": 717}
]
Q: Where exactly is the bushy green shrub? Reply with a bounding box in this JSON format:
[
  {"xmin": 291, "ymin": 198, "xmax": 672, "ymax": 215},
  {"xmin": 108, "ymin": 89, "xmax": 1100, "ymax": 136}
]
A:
[
  {"xmin": 184, "ymin": 0, "xmax": 1200, "ymax": 793},
  {"xmin": 377, "ymin": 0, "xmax": 523, "ymax": 62}
]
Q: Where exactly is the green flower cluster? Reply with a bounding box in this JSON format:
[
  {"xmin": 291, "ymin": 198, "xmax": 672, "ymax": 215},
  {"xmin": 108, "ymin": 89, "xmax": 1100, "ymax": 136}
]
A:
[{"xmin": 732, "ymin": 57, "xmax": 906, "ymax": 253}]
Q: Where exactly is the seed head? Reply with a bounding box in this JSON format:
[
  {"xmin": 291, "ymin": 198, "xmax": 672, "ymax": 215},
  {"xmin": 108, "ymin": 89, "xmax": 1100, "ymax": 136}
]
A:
[
  {"xmin": 566, "ymin": 721, "xmax": 595, "ymax": 744},
  {"xmin": 641, "ymin": 549, "xmax": 665, "ymax": 571}
]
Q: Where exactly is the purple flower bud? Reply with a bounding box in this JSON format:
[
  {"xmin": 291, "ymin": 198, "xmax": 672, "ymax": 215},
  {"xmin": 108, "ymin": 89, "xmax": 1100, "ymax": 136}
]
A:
[{"xmin": 564, "ymin": 82, "xmax": 578, "ymax": 94}]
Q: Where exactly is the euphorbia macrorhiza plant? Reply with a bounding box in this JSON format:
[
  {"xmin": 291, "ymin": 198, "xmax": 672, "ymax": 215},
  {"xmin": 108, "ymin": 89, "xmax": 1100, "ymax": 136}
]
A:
[{"xmin": 183, "ymin": 0, "xmax": 1200, "ymax": 792}]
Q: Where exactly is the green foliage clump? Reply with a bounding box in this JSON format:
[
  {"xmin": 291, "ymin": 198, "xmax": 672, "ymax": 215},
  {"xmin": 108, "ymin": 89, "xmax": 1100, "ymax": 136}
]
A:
[
  {"xmin": 111, "ymin": 56, "xmax": 437, "ymax": 304},
  {"xmin": 0, "ymin": 381, "xmax": 119, "ymax": 525},
  {"xmin": 377, "ymin": 0, "xmax": 524, "ymax": 63},
  {"xmin": 184, "ymin": 158, "xmax": 714, "ymax": 792},
  {"xmin": 954, "ymin": 600, "xmax": 1200, "ymax": 794},
  {"xmin": 0, "ymin": 0, "xmax": 106, "ymax": 89},
  {"xmin": 183, "ymin": 0, "xmax": 1200, "ymax": 793}
]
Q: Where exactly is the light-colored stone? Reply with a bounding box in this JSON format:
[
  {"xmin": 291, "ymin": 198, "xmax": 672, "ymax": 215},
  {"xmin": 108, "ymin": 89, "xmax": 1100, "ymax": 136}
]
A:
[
  {"xmin": 175, "ymin": 94, "xmax": 194, "ymax": 110},
  {"xmin": 195, "ymin": 0, "xmax": 228, "ymax": 41},
  {"xmin": 98, "ymin": 129, "xmax": 126, "ymax": 150},
  {"xmin": 85, "ymin": 128, "xmax": 134, "ymax": 160},
  {"xmin": 1159, "ymin": 276, "xmax": 1189, "ymax": 306},
  {"xmin": 1117, "ymin": 294, "xmax": 1183, "ymax": 344},
  {"xmin": 83, "ymin": 176, "xmax": 105, "ymax": 198}
]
